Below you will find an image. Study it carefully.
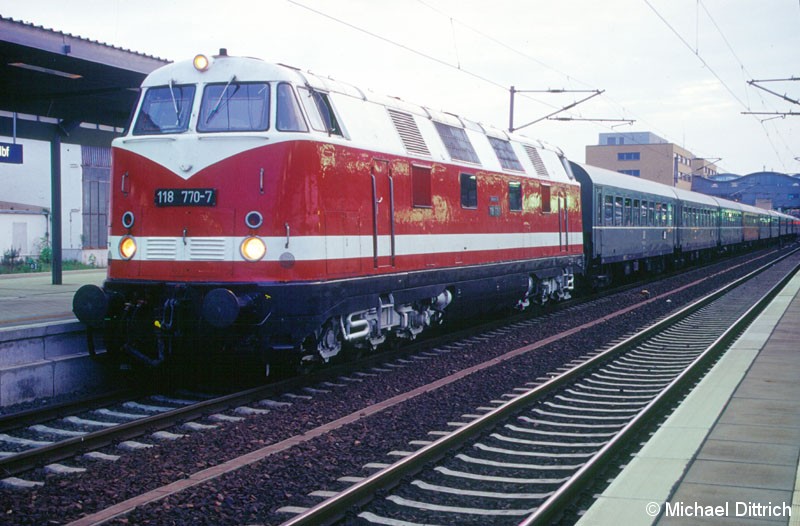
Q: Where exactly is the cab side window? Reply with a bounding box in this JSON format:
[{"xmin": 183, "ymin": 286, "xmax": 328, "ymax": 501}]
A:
[
  {"xmin": 298, "ymin": 87, "xmax": 343, "ymax": 136},
  {"xmin": 276, "ymin": 83, "xmax": 308, "ymax": 132}
]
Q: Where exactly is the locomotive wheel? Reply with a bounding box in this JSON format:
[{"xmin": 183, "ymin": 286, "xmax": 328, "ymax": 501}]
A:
[{"xmin": 316, "ymin": 319, "xmax": 343, "ymax": 362}]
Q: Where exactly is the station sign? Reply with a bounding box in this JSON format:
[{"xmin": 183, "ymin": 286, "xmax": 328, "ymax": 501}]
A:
[{"xmin": 0, "ymin": 142, "xmax": 23, "ymax": 164}]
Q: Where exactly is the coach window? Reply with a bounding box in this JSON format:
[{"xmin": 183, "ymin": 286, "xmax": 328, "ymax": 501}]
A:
[
  {"xmin": 460, "ymin": 173, "xmax": 478, "ymax": 208},
  {"xmin": 649, "ymin": 202, "xmax": 656, "ymax": 226},
  {"xmin": 640, "ymin": 200, "xmax": 648, "ymax": 226},
  {"xmin": 509, "ymin": 181, "xmax": 522, "ymax": 212},
  {"xmin": 597, "ymin": 193, "xmax": 603, "ymax": 224},
  {"xmin": 633, "ymin": 199, "xmax": 641, "ymax": 225},
  {"xmin": 624, "ymin": 198, "xmax": 632, "ymax": 226},
  {"xmin": 614, "ymin": 196, "xmax": 623, "ymax": 226},
  {"xmin": 412, "ymin": 165, "xmax": 433, "ymax": 208},
  {"xmin": 276, "ymin": 83, "xmax": 309, "ymax": 132},
  {"xmin": 603, "ymin": 195, "xmax": 613, "ymax": 225}
]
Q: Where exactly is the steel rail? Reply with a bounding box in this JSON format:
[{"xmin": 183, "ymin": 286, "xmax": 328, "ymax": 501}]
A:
[
  {"xmin": 0, "ymin": 389, "xmax": 136, "ymax": 433},
  {"xmin": 520, "ymin": 254, "xmax": 800, "ymax": 525},
  {"xmin": 280, "ymin": 247, "xmax": 800, "ymax": 526}
]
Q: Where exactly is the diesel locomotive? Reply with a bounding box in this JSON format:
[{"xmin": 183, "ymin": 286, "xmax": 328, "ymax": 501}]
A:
[{"xmin": 72, "ymin": 51, "xmax": 796, "ymax": 372}]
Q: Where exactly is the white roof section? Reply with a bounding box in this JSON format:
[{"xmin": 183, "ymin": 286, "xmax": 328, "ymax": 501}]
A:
[
  {"xmin": 143, "ymin": 55, "xmax": 303, "ymax": 86},
  {"xmin": 575, "ymin": 163, "xmax": 676, "ymax": 200},
  {"xmin": 135, "ymin": 54, "xmax": 574, "ymax": 184},
  {"xmin": 672, "ymin": 187, "xmax": 718, "ymax": 207}
]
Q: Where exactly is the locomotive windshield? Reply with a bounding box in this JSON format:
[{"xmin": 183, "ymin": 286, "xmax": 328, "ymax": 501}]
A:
[
  {"xmin": 133, "ymin": 83, "xmax": 195, "ymax": 135},
  {"xmin": 198, "ymin": 82, "xmax": 270, "ymax": 132}
]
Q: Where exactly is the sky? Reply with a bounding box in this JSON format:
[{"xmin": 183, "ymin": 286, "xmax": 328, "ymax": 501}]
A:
[{"xmin": 1, "ymin": 0, "xmax": 798, "ymax": 175}]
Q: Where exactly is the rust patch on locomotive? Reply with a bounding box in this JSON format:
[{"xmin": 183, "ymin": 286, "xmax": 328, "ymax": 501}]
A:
[{"xmin": 318, "ymin": 143, "xmax": 336, "ymax": 172}]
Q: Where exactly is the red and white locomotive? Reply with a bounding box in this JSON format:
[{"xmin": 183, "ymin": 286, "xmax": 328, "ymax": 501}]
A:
[{"xmin": 73, "ymin": 51, "xmax": 584, "ymax": 369}]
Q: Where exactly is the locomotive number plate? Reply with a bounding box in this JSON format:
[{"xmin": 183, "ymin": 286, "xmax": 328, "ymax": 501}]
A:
[{"xmin": 155, "ymin": 188, "xmax": 217, "ymax": 207}]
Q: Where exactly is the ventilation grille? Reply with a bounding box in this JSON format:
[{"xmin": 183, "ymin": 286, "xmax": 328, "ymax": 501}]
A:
[
  {"xmin": 189, "ymin": 238, "xmax": 226, "ymax": 261},
  {"xmin": 523, "ymin": 145, "xmax": 550, "ymax": 178},
  {"xmin": 145, "ymin": 238, "xmax": 177, "ymax": 260},
  {"xmin": 387, "ymin": 109, "xmax": 431, "ymax": 158}
]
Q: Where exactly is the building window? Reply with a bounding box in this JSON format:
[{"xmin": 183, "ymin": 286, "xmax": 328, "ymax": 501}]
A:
[
  {"xmin": 82, "ymin": 146, "xmax": 110, "ymax": 249},
  {"xmin": 618, "ymin": 152, "xmax": 640, "ymax": 161},
  {"xmin": 460, "ymin": 173, "xmax": 477, "ymax": 208},
  {"xmin": 412, "ymin": 165, "xmax": 432, "ymax": 207},
  {"xmin": 488, "ymin": 137, "xmax": 523, "ymax": 171},
  {"xmin": 435, "ymin": 122, "xmax": 480, "ymax": 164},
  {"xmin": 509, "ymin": 181, "xmax": 522, "ymax": 211},
  {"xmin": 619, "ymin": 169, "xmax": 640, "ymax": 177}
]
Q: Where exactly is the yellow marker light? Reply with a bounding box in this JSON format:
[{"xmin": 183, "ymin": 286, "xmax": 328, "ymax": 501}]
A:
[
  {"xmin": 119, "ymin": 236, "xmax": 137, "ymax": 260},
  {"xmin": 240, "ymin": 236, "xmax": 266, "ymax": 262},
  {"xmin": 193, "ymin": 54, "xmax": 210, "ymax": 72}
]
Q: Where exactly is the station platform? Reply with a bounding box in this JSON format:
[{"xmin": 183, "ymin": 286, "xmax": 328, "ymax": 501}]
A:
[
  {"xmin": 0, "ymin": 269, "xmax": 105, "ymax": 329},
  {"xmin": 0, "ymin": 269, "xmax": 109, "ymax": 407},
  {"xmin": 578, "ymin": 270, "xmax": 800, "ymax": 525}
]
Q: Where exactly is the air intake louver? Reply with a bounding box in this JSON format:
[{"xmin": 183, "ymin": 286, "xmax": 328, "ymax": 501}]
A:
[
  {"xmin": 388, "ymin": 109, "xmax": 431, "ymax": 158},
  {"xmin": 523, "ymin": 144, "xmax": 550, "ymax": 178}
]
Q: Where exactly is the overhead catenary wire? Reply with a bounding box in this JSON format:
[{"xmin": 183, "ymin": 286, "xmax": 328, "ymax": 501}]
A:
[
  {"xmin": 287, "ymin": 0, "xmax": 791, "ymax": 173},
  {"xmin": 285, "ymin": 0, "xmax": 562, "ymax": 115},
  {"xmin": 643, "ymin": 0, "xmax": 792, "ymax": 171},
  {"xmin": 287, "ymin": 0, "xmax": 686, "ymax": 170}
]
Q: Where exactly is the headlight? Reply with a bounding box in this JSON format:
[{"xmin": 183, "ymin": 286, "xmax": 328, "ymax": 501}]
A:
[
  {"xmin": 193, "ymin": 54, "xmax": 209, "ymax": 72},
  {"xmin": 119, "ymin": 236, "xmax": 137, "ymax": 260},
  {"xmin": 240, "ymin": 236, "xmax": 266, "ymax": 262}
]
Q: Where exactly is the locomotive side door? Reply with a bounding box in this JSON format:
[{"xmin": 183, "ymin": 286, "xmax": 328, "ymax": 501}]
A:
[
  {"xmin": 370, "ymin": 158, "xmax": 396, "ymax": 268},
  {"xmin": 558, "ymin": 192, "xmax": 568, "ymax": 252}
]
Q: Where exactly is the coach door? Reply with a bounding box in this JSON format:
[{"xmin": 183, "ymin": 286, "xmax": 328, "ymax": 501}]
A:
[{"xmin": 370, "ymin": 158, "xmax": 396, "ymax": 268}]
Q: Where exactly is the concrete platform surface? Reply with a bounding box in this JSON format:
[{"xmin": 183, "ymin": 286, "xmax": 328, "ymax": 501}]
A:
[
  {"xmin": 0, "ymin": 269, "xmax": 106, "ymax": 329},
  {"xmin": 577, "ymin": 271, "xmax": 800, "ymax": 526}
]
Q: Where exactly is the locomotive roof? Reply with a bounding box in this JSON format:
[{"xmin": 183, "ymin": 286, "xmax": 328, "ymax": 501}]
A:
[{"xmin": 141, "ymin": 53, "xmax": 559, "ymax": 157}]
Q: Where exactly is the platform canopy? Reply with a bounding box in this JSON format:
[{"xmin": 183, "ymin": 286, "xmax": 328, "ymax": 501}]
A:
[
  {"xmin": 0, "ymin": 16, "xmax": 169, "ymax": 284},
  {"xmin": 0, "ymin": 16, "xmax": 168, "ymax": 129}
]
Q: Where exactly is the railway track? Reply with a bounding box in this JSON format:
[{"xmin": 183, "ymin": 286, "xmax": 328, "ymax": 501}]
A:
[
  {"xmin": 1, "ymin": 247, "xmax": 796, "ymax": 525},
  {"xmin": 280, "ymin": 249, "xmax": 800, "ymax": 526},
  {"xmin": 0, "ymin": 387, "xmax": 282, "ymax": 483}
]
